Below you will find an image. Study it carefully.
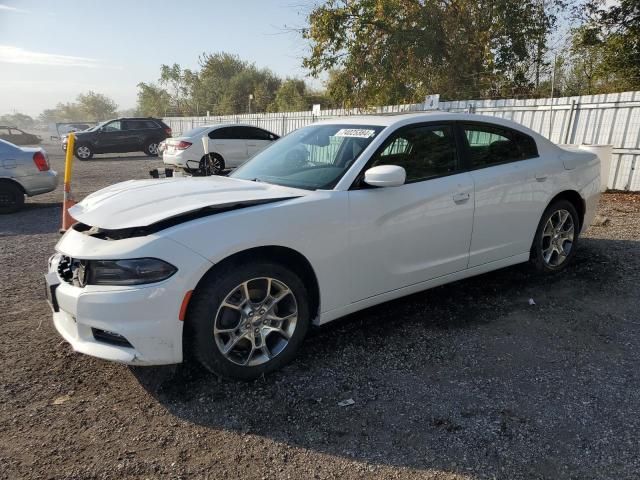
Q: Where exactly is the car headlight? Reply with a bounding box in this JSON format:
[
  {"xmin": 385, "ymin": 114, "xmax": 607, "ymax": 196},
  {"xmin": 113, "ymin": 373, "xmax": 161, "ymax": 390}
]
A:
[{"xmin": 84, "ymin": 258, "xmax": 177, "ymax": 286}]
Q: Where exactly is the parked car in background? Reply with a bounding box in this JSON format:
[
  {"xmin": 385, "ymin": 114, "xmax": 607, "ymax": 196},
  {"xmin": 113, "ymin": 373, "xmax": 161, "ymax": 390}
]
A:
[
  {"xmin": 63, "ymin": 117, "xmax": 172, "ymax": 160},
  {"xmin": 0, "ymin": 139, "xmax": 58, "ymax": 213},
  {"xmin": 0, "ymin": 126, "xmax": 41, "ymax": 145},
  {"xmin": 163, "ymin": 124, "xmax": 279, "ymax": 175},
  {"xmin": 46, "ymin": 113, "xmax": 600, "ymax": 379}
]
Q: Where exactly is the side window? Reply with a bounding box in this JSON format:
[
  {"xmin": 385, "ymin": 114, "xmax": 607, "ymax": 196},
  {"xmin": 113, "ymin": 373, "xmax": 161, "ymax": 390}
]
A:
[
  {"xmin": 10, "ymin": 128, "xmax": 23, "ymax": 135},
  {"xmin": 463, "ymin": 124, "xmax": 538, "ymax": 168},
  {"xmin": 143, "ymin": 120, "xmax": 158, "ymax": 129},
  {"xmin": 244, "ymin": 127, "xmax": 273, "ymax": 141},
  {"xmin": 0, "ymin": 127, "xmax": 10, "ymax": 136},
  {"xmin": 370, "ymin": 125, "xmax": 458, "ymax": 182},
  {"xmin": 209, "ymin": 127, "xmax": 232, "ymax": 140},
  {"xmin": 103, "ymin": 121, "xmax": 121, "ymax": 132}
]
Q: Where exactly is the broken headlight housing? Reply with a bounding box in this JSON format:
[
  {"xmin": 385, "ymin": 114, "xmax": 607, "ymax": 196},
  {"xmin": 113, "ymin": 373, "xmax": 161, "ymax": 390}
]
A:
[{"xmin": 82, "ymin": 258, "xmax": 177, "ymax": 286}]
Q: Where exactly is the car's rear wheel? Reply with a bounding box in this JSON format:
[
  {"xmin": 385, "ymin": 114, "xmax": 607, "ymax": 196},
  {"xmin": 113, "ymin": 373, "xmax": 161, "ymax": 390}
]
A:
[
  {"xmin": 144, "ymin": 140, "xmax": 160, "ymax": 156},
  {"xmin": 75, "ymin": 144, "xmax": 93, "ymax": 160},
  {"xmin": 199, "ymin": 153, "xmax": 224, "ymax": 176},
  {"xmin": 531, "ymin": 199, "xmax": 580, "ymax": 273},
  {"xmin": 0, "ymin": 181, "xmax": 25, "ymax": 214},
  {"xmin": 187, "ymin": 260, "xmax": 310, "ymax": 380}
]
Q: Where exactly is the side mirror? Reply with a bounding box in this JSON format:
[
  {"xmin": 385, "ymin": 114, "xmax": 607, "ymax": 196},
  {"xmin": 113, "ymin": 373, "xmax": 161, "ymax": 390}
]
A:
[{"xmin": 363, "ymin": 165, "xmax": 406, "ymax": 187}]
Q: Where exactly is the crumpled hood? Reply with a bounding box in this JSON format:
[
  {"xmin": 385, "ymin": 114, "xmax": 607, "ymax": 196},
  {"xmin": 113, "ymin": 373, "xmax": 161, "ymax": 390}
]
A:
[{"xmin": 69, "ymin": 176, "xmax": 307, "ymax": 230}]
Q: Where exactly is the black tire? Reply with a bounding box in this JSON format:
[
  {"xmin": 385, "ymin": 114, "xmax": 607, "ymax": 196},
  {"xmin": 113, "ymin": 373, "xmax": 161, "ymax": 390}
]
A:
[
  {"xmin": 199, "ymin": 153, "xmax": 224, "ymax": 176},
  {"xmin": 187, "ymin": 260, "xmax": 311, "ymax": 380},
  {"xmin": 143, "ymin": 140, "xmax": 160, "ymax": 157},
  {"xmin": 74, "ymin": 143, "xmax": 93, "ymax": 160},
  {"xmin": 0, "ymin": 181, "xmax": 25, "ymax": 214},
  {"xmin": 530, "ymin": 199, "xmax": 580, "ymax": 273}
]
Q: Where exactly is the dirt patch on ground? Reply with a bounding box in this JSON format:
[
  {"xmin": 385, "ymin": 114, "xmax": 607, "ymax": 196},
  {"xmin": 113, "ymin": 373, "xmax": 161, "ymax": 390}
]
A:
[{"xmin": 1, "ymin": 144, "xmax": 639, "ymax": 479}]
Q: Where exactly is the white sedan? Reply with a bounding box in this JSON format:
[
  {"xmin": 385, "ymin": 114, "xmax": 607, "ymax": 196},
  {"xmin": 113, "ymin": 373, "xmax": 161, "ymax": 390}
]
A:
[
  {"xmin": 46, "ymin": 113, "xmax": 600, "ymax": 380},
  {"xmin": 162, "ymin": 124, "xmax": 279, "ymax": 175}
]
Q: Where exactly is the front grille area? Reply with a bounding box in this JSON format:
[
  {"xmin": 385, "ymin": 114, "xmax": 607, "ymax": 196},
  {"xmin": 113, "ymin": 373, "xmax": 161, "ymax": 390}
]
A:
[{"xmin": 91, "ymin": 328, "xmax": 134, "ymax": 348}]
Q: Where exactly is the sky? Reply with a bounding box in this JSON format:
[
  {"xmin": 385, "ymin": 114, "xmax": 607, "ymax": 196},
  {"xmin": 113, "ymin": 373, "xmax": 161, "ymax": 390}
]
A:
[{"xmin": 0, "ymin": 0, "xmax": 317, "ymax": 117}]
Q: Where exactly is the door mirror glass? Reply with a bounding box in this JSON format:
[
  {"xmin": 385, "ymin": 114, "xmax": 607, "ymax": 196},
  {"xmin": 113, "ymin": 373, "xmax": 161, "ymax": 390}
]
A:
[{"xmin": 364, "ymin": 165, "xmax": 406, "ymax": 187}]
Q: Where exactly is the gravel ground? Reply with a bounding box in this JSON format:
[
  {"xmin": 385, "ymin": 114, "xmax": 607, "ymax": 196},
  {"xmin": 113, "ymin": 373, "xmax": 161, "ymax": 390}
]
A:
[{"xmin": 1, "ymin": 141, "xmax": 639, "ymax": 479}]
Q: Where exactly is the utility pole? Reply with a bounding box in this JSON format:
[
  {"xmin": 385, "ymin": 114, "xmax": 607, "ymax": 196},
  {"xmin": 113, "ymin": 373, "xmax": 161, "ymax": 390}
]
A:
[{"xmin": 248, "ymin": 94, "xmax": 254, "ymax": 115}]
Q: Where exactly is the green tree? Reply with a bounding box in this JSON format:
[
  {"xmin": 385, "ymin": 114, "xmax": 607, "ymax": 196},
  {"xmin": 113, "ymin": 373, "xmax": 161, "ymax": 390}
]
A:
[
  {"xmin": 582, "ymin": 0, "xmax": 640, "ymax": 90},
  {"xmin": 76, "ymin": 91, "xmax": 118, "ymax": 121},
  {"xmin": 269, "ymin": 79, "xmax": 309, "ymax": 112},
  {"xmin": 136, "ymin": 82, "xmax": 172, "ymax": 117},
  {"xmin": 303, "ymin": 0, "xmax": 564, "ymax": 106},
  {"xmin": 159, "ymin": 63, "xmax": 198, "ymax": 115},
  {"xmin": 195, "ymin": 52, "xmax": 250, "ymax": 114}
]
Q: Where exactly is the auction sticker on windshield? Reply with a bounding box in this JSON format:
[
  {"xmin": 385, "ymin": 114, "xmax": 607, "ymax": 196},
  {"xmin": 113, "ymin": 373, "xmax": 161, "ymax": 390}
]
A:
[{"xmin": 334, "ymin": 128, "xmax": 376, "ymax": 138}]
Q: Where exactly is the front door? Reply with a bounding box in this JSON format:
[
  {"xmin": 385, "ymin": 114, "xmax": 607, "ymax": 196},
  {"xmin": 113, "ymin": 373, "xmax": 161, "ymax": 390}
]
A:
[
  {"xmin": 93, "ymin": 120, "xmax": 130, "ymax": 153},
  {"xmin": 348, "ymin": 123, "xmax": 475, "ymax": 302}
]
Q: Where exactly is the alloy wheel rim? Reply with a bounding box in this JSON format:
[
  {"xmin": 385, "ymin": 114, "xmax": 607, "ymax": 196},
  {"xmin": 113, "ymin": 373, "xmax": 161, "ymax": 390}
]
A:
[
  {"xmin": 541, "ymin": 209, "xmax": 574, "ymax": 267},
  {"xmin": 77, "ymin": 146, "xmax": 90, "ymax": 158},
  {"xmin": 213, "ymin": 277, "xmax": 298, "ymax": 366},
  {"xmin": 203, "ymin": 155, "xmax": 221, "ymax": 175},
  {"xmin": 148, "ymin": 143, "xmax": 158, "ymax": 154}
]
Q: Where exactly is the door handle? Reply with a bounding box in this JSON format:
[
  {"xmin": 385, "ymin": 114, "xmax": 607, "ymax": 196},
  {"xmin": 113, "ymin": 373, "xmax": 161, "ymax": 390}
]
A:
[
  {"xmin": 535, "ymin": 173, "xmax": 548, "ymax": 182},
  {"xmin": 453, "ymin": 192, "xmax": 470, "ymax": 203}
]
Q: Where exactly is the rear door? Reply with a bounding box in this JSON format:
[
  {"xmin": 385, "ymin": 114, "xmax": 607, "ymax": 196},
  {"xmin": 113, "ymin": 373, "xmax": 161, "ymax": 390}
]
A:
[
  {"xmin": 460, "ymin": 122, "xmax": 555, "ymax": 267},
  {"xmin": 244, "ymin": 127, "xmax": 277, "ymax": 157},
  {"xmin": 125, "ymin": 120, "xmax": 157, "ymax": 149},
  {"xmin": 93, "ymin": 120, "xmax": 130, "ymax": 153},
  {"xmin": 209, "ymin": 127, "xmax": 248, "ymax": 167}
]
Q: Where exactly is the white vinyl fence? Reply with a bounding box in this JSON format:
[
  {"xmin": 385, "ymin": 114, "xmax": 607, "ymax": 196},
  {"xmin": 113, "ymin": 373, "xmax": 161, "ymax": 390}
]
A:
[{"xmin": 164, "ymin": 90, "xmax": 640, "ymax": 191}]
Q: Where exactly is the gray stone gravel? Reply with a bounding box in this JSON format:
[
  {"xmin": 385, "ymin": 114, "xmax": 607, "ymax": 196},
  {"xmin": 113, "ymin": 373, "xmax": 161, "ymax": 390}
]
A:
[{"xmin": 1, "ymin": 141, "xmax": 639, "ymax": 479}]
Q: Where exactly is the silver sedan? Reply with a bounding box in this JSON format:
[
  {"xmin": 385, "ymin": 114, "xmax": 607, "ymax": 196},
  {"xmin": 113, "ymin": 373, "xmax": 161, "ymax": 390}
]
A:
[{"xmin": 0, "ymin": 139, "xmax": 58, "ymax": 213}]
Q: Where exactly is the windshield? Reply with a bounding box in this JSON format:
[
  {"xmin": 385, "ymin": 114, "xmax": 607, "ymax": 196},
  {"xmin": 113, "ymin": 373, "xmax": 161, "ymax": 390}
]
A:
[{"xmin": 230, "ymin": 124, "xmax": 384, "ymax": 190}]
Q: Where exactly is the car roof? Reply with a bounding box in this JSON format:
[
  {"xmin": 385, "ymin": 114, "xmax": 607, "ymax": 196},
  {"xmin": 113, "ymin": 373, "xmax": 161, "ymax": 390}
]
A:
[{"xmin": 312, "ymin": 111, "xmax": 546, "ymax": 139}]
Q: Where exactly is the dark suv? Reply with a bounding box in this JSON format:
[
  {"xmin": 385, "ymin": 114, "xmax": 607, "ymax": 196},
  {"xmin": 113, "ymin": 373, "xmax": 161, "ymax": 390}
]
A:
[{"xmin": 64, "ymin": 118, "xmax": 172, "ymax": 160}]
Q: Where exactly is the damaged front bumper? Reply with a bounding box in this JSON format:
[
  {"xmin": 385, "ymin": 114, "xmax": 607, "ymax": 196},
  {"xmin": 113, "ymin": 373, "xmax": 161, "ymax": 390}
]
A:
[{"xmin": 47, "ymin": 228, "xmax": 213, "ymax": 366}]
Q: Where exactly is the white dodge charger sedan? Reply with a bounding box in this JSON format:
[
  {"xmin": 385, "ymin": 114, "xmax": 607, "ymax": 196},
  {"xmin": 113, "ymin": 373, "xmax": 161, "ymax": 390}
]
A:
[
  {"xmin": 46, "ymin": 113, "xmax": 600, "ymax": 379},
  {"xmin": 162, "ymin": 124, "xmax": 279, "ymax": 175}
]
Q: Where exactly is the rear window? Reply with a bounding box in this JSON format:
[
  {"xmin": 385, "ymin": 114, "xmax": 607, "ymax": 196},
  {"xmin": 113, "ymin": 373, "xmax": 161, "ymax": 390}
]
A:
[
  {"xmin": 127, "ymin": 120, "xmax": 158, "ymax": 130},
  {"xmin": 462, "ymin": 124, "xmax": 539, "ymax": 167}
]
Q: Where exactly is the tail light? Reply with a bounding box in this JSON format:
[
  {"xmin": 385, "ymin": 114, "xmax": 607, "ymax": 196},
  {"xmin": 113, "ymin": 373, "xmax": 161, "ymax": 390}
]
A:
[
  {"xmin": 33, "ymin": 151, "xmax": 49, "ymax": 171},
  {"xmin": 175, "ymin": 141, "xmax": 192, "ymax": 150},
  {"xmin": 164, "ymin": 128, "xmax": 172, "ymax": 136}
]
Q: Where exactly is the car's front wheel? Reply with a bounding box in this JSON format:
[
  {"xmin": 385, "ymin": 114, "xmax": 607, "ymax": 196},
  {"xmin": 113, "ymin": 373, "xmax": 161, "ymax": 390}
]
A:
[
  {"xmin": 187, "ymin": 260, "xmax": 310, "ymax": 380},
  {"xmin": 531, "ymin": 199, "xmax": 580, "ymax": 273},
  {"xmin": 75, "ymin": 144, "xmax": 93, "ymax": 160}
]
